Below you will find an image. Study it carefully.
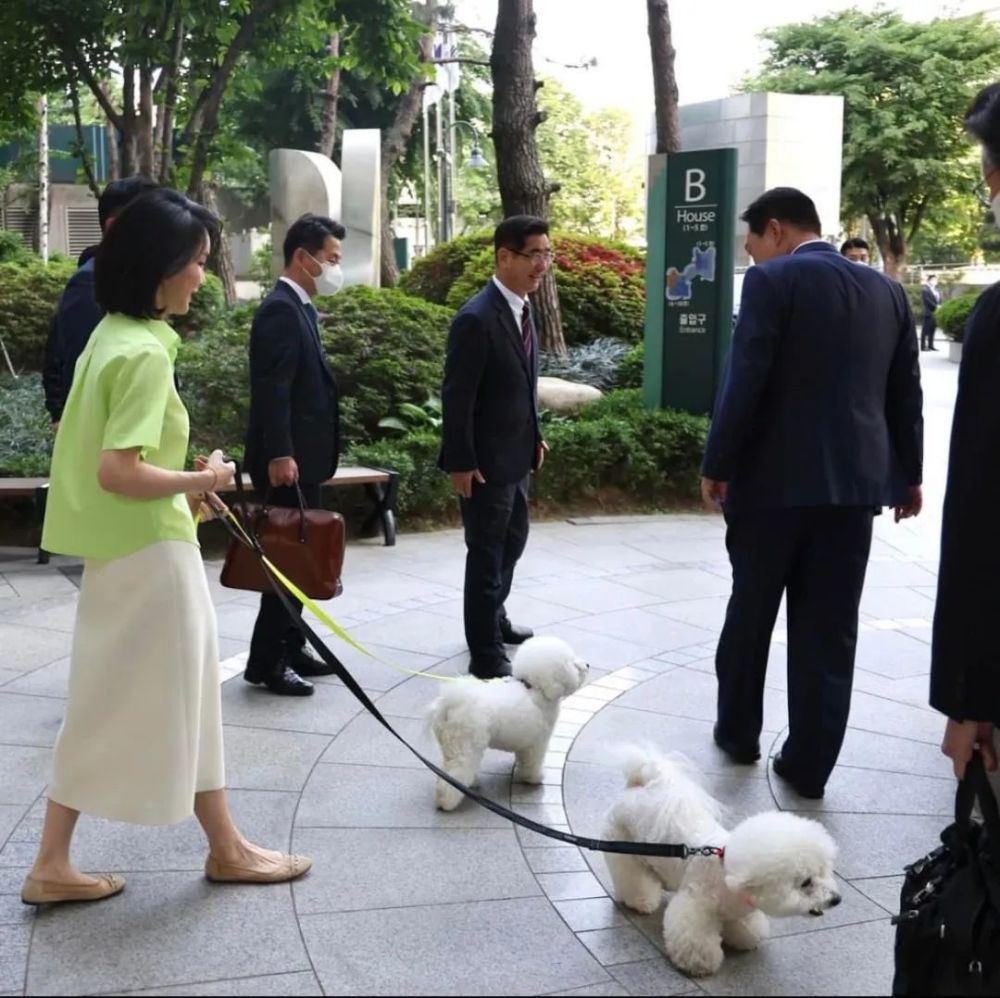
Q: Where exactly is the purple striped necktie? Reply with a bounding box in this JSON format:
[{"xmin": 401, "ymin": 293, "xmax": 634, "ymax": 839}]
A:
[{"xmin": 520, "ymin": 302, "xmax": 534, "ymax": 359}]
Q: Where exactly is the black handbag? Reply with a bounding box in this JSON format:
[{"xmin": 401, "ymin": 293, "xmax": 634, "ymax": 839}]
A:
[{"xmin": 892, "ymin": 752, "xmax": 1000, "ymax": 996}]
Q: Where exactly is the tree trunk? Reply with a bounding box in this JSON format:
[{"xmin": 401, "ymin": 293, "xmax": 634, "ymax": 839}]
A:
[
  {"xmin": 317, "ymin": 33, "xmax": 341, "ymax": 160},
  {"xmin": 200, "ymin": 183, "xmax": 238, "ymax": 305},
  {"xmin": 646, "ymin": 0, "xmax": 681, "ymax": 154},
  {"xmin": 138, "ymin": 64, "xmax": 155, "ymax": 177},
  {"xmin": 869, "ymin": 212, "xmax": 907, "ymax": 279},
  {"xmin": 491, "ymin": 0, "xmax": 565, "ymax": 354},
  {"xmin": 121, "ymin": 65, "xmax": 138, "ymax": 175},
  {"xmin": 106, "ymin": 118, "xmax": 120, "ymax": 181}
]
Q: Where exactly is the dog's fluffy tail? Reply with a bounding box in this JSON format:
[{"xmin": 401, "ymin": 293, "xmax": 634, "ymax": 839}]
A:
[{"xmin": 615, "ymin": 744, "xmax": 724, "ymax": 822}]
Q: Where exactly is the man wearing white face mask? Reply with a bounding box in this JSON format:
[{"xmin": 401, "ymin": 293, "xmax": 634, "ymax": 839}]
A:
[{"xmin": 244, "ymin": 213, "xmax": 345, "ymax": 696}]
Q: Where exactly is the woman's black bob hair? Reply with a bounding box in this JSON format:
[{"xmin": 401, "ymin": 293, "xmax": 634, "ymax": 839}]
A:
[{"xmin": 95, "ymin": 188, "xmax": 220, "ymax": 319}]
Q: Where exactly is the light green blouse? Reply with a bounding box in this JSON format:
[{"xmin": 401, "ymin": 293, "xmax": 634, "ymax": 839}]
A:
[{"xmin": 42, "ymin": 313, "xmax": 197, "ymax": 561}]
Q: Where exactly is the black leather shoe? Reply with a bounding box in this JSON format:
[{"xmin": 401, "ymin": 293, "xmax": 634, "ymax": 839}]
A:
[
  {"xmin": 772, "ymin": 752, "xmax": 824, "ymax": 799},
  {"xmin": 713, "ymin": 724, "xmax": 761, "ymax": 764},
  {"xmin": 469, "ymin": 657, "xmax": 512, "ymax": 680},
  {"xmin": 245, "ymin": 665, "xmax": 315, "ymax": 697},
  {"xmin": 499, "ymin": 619, "xmax": 533, "ymax": 645},
  {"xmin": 289, "ymin": 646, "xmax": 337, "ymax": 677}
]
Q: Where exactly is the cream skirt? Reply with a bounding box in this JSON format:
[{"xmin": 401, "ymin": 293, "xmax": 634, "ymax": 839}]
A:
[{"xmin": 49, "ymin": 540, "xmax": 225, "ymax": 825}]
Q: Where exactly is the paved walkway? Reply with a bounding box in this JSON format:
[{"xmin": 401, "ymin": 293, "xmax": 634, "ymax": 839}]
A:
[{"xmin": 0, "ymin": 351, "xmax": 959, "ymax": 996}]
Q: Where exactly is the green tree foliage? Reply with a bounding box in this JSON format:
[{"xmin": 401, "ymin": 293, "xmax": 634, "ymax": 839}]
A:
[{"xmin": 744, "ymin": 10, "xmax": 1000, "ymax": 274}]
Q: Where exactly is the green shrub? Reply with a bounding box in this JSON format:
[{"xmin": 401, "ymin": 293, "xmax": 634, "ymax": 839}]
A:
[
  {"xmin": 0, "ymin": 373, "xmax": 53, "ymax": 476},
  {"xmin": 173, "ymin": 272, "xmax": 225, "ymax": 337},
  {"xmin": 317, "ymin": 286, "xmax": 452, "ymax": 443},
  {"xmin": 539, "ymin": 337, "xmax": 631, "ymax": 389},
  {"xmin": 0, "ymin": 257, "xmax": 76, "ymax": 371},
  {"xmin": 397, "ymin": 231, "xmax": 493, "ymax": 304},
  {"xmin": 176, "ymin": 286, "xmax": 453, "ymax": 458},
  {"xmin": 936, "ymin": 290, "xmax": 982, "ymax": 343},
  {"xmin": 444, "ymin": 233, "xmax": 646, "ymax": 345},
  {"xmin": 0, "ymin": 231, "xmax": 32, "ymax": 265},
  {"xmin": 534, "ymin": 389, "xmax": 707, "ymax": 504},
  {"xmin": 616, "ymin": 341, "xmax": 644, "ymax": 388},
  {"xmin": 347, "ymin": 430, "xmax": 454, "ymax": 522}
]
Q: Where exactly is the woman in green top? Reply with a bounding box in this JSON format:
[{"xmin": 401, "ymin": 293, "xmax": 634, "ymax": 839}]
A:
[{"xmin": 22, "ymin": 189, "xmax": 310, "ymax": 906}]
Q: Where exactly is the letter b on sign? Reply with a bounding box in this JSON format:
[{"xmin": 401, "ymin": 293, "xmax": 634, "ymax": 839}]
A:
[{"xmin": 685, "ymin": 169, "xmax": 707, "ymax": 203}]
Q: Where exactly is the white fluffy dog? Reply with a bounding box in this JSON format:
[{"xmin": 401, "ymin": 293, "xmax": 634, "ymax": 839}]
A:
[
  {"xmin": 430, "ymin": 636, "xmax": 589, "ymax": 811},
  {"xmin": 603, "ymin": 749, "xmax": 841, "ymax": 977}
]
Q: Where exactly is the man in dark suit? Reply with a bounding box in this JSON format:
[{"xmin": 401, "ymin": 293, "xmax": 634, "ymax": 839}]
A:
[
  {"xmin": 702, "ymin": 187, "xmax": 924, "ymax": 799},
  {"xmin": 921, "ymin": 274, "xmax": 941, "ymax": 351},
  {"xmin": 440, "ymin": 215, "xmax": 549, "ymax": 679},
  {"xmin": 42, "ymin": 176, "xmax": 158, "ymax": 425},
  {"xmin": 244, "ymin": 213, "xmax": 345, "ymax": 696}
]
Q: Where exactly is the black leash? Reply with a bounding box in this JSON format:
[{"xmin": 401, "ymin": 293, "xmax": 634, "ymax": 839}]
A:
[{"xmin": 207, "ymin": 487, "xmax": 723, "ymax": 862}]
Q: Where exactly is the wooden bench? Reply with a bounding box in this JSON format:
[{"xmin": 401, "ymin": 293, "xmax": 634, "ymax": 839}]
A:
[{"xmin": 0, "ymin": 464, "xmax": 398, "ymax": 564}]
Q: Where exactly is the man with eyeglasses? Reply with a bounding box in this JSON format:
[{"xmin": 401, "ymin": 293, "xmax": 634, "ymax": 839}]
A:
[{"xmin": 439, "ymin": 215, "xmax": 551, "ymax": 679}]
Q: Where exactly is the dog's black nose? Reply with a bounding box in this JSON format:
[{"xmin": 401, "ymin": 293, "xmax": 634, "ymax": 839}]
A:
[{"xmin": 829, "ymin": 893, "xmax": 842, "ymax": 908}]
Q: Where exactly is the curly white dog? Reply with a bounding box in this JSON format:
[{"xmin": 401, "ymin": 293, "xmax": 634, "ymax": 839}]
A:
[
  {"xmin": 430, "ymin": 636, "xmax": 588, "ymax": 811},
  {"xmin": 604, "ymin": 749, "xmax": 841, "ymax": 977}
]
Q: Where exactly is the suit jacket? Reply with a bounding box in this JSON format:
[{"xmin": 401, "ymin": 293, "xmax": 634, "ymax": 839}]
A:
[
  {"xmin": 922, "ymin": 284, "xmax": 940, "ymax": 318},
  {"xmin": 702, "ymin": 241, "xmax": 923, "ymax": 511},
  {"xmin": 42, "ymin": 256, "xmax": 102, "ymax": 422},
  {"xmin": 244, "ymin": 280, "xmax": 339, "ymax": 489},
  {"xmin": 439, "ymin": 280, "xmax": 542, "ymax": 486},
  {"xmin": 930, "ymin": 282, "xmax": 1000, "ymax": 723}
]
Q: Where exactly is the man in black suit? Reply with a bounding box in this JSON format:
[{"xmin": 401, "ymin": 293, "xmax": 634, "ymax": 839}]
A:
[
  {"xmin": 440, "ymin": 215, "xmax": 549, "ymax": 679},
  {"xmin": 702, "ymin": 188, "xmax": 924, "ymax": 799},
  {"xmin": 921, "ymin": 274, "xmax": 941, "ymax": 351},
  {"xmin": 42, "ymin": 176, "xmax": 158, "ymax": 426},
  {"xmin": 244, "ymin": 213, "xmax": 345, "ymax": 696}
]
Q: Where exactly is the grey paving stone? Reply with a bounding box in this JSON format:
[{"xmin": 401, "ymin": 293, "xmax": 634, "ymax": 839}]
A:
[
  {"xmin": 5, "ymin": 791, "xmax": 298, "ymax": 874},
  {"xmin": 536, "ymin": 871, "xmax": 608, "ymax": 901},
  {"xmin": 770, "ymin": 762, "xmax": 953, "ymax": 817},
  {"xmin": 613, "ymin": 666, "xmax": 787, "ymax": 733},
  {"xmin": 577, "ymin": 926, "xmax": 663, "ymax": 965},
  {"xmin": 792, "ymin": 811, "xmax": 946, "ymax": 880},
  {"xmin": 108, "ymin": 971, "xmax": 323, "ymax": 996},
  {"xmin": 527, "ymin": 847, "xmax": 590, "ymax": 874},
  {"xmin": 698, "ymin": 917, "xmax": 895, "ymax": 996},
  {"xmin": 295, "ymin": 763, "xmax": 511, "ymax": 829},
  {"xmin": 833, "ymin": 727, "xmax": 952, "ymax": 780},
  {"xmin": 519, "ymin": 578, "xmax": 663, "ymax": 615},
  {"xmin": 512, "ymin": 622, "xmax": 657, "ymax": 672},
  {"xmin": 844, "ymin": 690, "xmax": 944, "ymax": 746},
  {"xmin": 309, "ymin": 638, "xmax": 445, "ymax": 693},
  {"xmin": 222, "ymin": 726, "xmax": 330, "ymax": 792},
  {"xmin": 862, "ymin": 559, "xmax": 938, "ymax": 588},
  {"xmin": 0, "ymin": 694, "xmax": 64, "ymax": 748},
  {"xmin": 340, "ymin": 609, "xmax": 469, "ymax": 659},
  {"xmin": 292, "ymin": 826, "xmax": 538, "ymax": 914},
  {"xmin": 614, "ymin": 567, "xmax": 731, "ymax": 601},
  {"xmin": 0, "ymin": 805, "xmax": 29, "ymax": 847},
  {"xmin": 25, "ymin": 871, "xmax": 309, "ymax": 995},
  {"xmin": 646, "ymin": 596, "xmax": 730, "ymax": 634},
  {"xmin": 0, "ymin": 623, "xmax": 72, "ymax": 673},
  {"xmin": 0, "ymin": 892, "xmax": 31, "ymax": 927},
  {"xmin": 544, "ymin": 983, "xmax": 629, "ymax": 997},
  {"xmin": 10, "ymin": 600, "xmax": 78, "ymax": 633},
  {"xmin": 0, "ymin": 747, "xmax": 49, "ymax": 805},
  {"xmin": 0, "ymin": 670, "xmax": 23, "ymax": 688},
  {"xmin": 851, "ymin": 627, "xmax": 930, "ymax": 680},
  {"xmin": 220, "ymin": 676, "xmax": 364, "ymax": 736},
  {"xmin": 859, "ymin": 586, "xmax": 935, "ymax": 621},
  {"xmin": 2, "ymin": 657, "xmax": 69, "ymax": 698},
  {"xmin": 850, "ymin": 876, "xmax": 905, "ymax": 915},
  {"xmin": 607, "ymin": 957, "xmax": 695, "ymax": 996},
  {"xmin": 554, "ymin": 897, "xmax": 631, "ymax": 932},
  {"xmin": 0, "ymin": 924, "xmax": 29, "ymax": 991},
  {"xmin": 300, "ymin": 897, "xmax": 609, "ymax": 996},
  {"xmin": 571, "ymin": 608, "xmax": 716, "ymax": 654}
]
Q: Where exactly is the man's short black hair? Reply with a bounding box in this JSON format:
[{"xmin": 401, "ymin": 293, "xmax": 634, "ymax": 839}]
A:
[
  {"xmin": 967, "ymin": 83, "xmax": 1000, "ymax": 171},
  {"xmin": 98, "ymin": 176, "xmax": 159, "ymax": 231},
  {"xmin": 283, "ymin": 213, "xmax": 346, "ymax": 265},
  {"xmin": 95, "ymin": 188, "xmax": 219, "ymax": 319},
  {"xmin": 840, "ymin": 237, "xmax": 869, "ymax": 255},
  {"xmin": 740, "ymin": 187, "xmax": 822, "ymax": 236},
  {"xmin": 494, "ymin": 215, "xmax": 549, "ymax": 255}
]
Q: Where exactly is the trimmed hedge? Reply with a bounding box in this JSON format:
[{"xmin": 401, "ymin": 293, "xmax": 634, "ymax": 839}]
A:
[
  {"xmin": 936, "ymin": 290, "xmax": 982, "ymax": 343},
  {"xmin": 0, "ymin": 258, "xmax": 76, "ymax": 371},
  {"xmin": 444, "ymin": 234, "xmax": 645, "ymax": 345},
  {"xmin": 397, "ymin": 232, "xmax": 493, "ymax": 304},
  {"xmin": 0, "ymin": 373, "xmax": 52, "ymax": 476}
]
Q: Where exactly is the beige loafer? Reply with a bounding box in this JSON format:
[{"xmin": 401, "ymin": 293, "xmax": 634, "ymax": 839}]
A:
[
  {"xmin": 21, "ymin": 872, "xmax": 125, "ymax": 906},
  {"xmin": 204, "ymin": 853, "xmax": 311, "ymax": 884}
]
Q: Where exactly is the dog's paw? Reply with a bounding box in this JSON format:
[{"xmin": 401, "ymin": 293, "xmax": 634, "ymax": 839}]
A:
[
  {"xmin": 514, "ymin": 768, "xmax": 544, "ymax": 785},
  {"xmin": 667, "ymin": 939, "xmax": 724, "ymax": 978},
  {"xmin": 619, "ymin": 891, "xmax": 662, "ymax": 915},
  {"xmin": 722, "ymin": 911, "xmax": 769, "ymax": 951},
  {"xmin": 435, "ymin": 783, "xmax": 464, "ymax": 812}
]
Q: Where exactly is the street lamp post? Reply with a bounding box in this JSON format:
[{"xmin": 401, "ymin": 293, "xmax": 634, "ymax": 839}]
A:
[{"xmin": 447, "ymin": 117, "xmax": 488, "ymax": 240}]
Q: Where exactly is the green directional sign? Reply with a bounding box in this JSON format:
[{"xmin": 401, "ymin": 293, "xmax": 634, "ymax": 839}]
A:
[{"xmin": 643, "ymin": 148, "xmax": 737, "ymax": 415}]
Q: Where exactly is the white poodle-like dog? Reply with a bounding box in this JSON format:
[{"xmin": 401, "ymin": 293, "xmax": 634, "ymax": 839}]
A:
[
  {"xmin": 430, "ymin": 636, "xmax": 589, "ymax": 811},
  {"xmin": 603, "ymin": 748, "xmax": 841, "ymax": 977}
]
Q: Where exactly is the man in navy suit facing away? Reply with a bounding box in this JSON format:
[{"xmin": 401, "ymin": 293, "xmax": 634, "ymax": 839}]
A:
[
  {"xmin": 702, "ymin": 188, "xmax": 924, "ymax": 798},
  {"xmin": 439, "ymin": 216, "xmax": 549, "ymax": 679}
]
